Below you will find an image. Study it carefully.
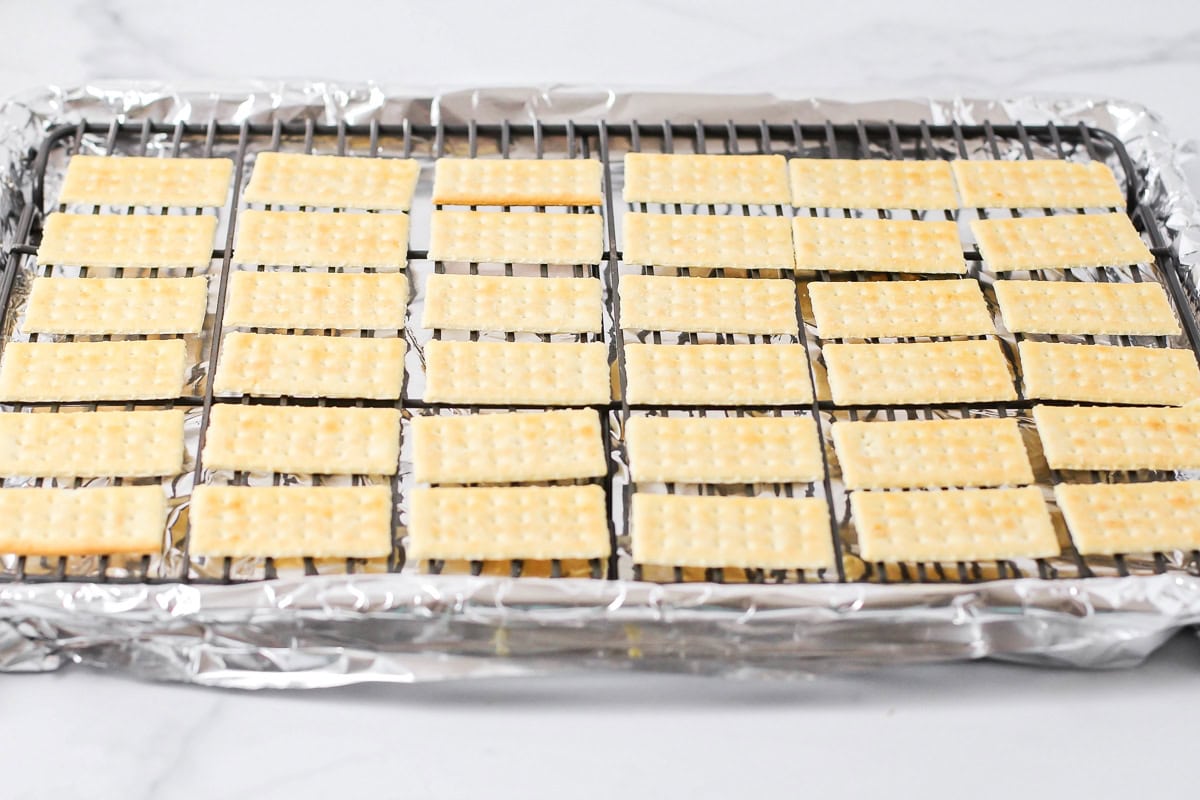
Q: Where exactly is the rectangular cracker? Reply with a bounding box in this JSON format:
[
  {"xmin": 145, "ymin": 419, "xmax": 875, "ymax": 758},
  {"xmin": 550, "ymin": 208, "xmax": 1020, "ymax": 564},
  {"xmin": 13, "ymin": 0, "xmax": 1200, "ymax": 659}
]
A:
[
  {"xmin": 244, "ymin": 152, "xmax": 420, "ymax": 210},
  {"xmin": 1055, "ymin": 482, "xmax": 1200, "ymax": 555},
  {"xmin": 423, "ymin": 340, "xmax": 610, "ymax": 405},
  {"xmin": 428, "ymin": 210, "xmax": 603, "ymax": 265},
  {"xmin": 631, "ymin": 494, "xmax": 835, "ymax": 569},
  {"xmin": 0, "ymin": 409, "xmax": 184, "ymax": 478},
  {"xmin": 791, "ymin": 217, "xmax": 964, "ymax": 274},
  {"xmin": 622, "ymin": 212, "xmax": 794, "ymax": 269},
  {"xmin": 421, "ymin": 274, "xmax": 601, "ymax": 334},
  {"xmin": 809, "ymin": 278, "xmax": 993, "ymax": 339},
  {"xmin": 432, "ymin": 158, "xmax": 603, "ymax": 206},
  {"xmin": 1018, "ymin": 341, "xmax": 1200, "ymax": 406},
  {"xmin": 823, "ymin": 340, "xmax": 1016, "ymax": 405},
  {"xmin": 971, "ymin": 213, "xmax": 1152, "ymax": 271},
  {"xmin": 789, "ymin": 159, "xmax": 958, "ymax": 209},
  {"xmin": 852, "ymin": 486, "xmax": 1058, "ymax": 562},
  {"xmin": 952, "ymin": 160, "xmax": 1124, "ymax": 209},
  {"xmin": 623, "ymin": 153, "xmax": 790, "ymax": 205},
  {"xmin": 624, "ymin": 344, "xmax": 813, "ymax": 406},
  {"xmin": 619, "ymin": 274, "xmax": 798, "ymax": 335},
  {"xmin": 59, "ymin": 156, "xmax": 233, "ymax": 208},
  {"xmin": 0, "ymin": 339, "xmax": 187, "ymax": 402},
  {"xmin": 223, "ymin": 271, "xmax": 408, "ymax": 330},
  {"xmin": 213, "ymin": 332, "xmax": 404, "ymax": 399},
  {"xmin": 188, "ymin": 485, "xmax": 392, "ymax": 558},
  {"xmin": 0, "ymin": 485, "xmax": 165, "ymax": 556},
  {"xmin": 833, "ymin": 418, "xmax": 1032, "ymax": 490},
  {"xmin": 626, "ymin": 415, "xmax": 824, "ymax": 484},
  {"xmin": 234, "ymin": 210, "xmax": 409, "ymax": 268},
  {"xmin": 407, "ymin": 485, "xmax": 610, "ymax": 561},
  {"xmin": 1033, "ymin": 404, "xmax": 1200, "ymax": 471},
  {"xmin": 203, "ymin": 404, "xmax": 401, "ymax": 475},
  {"xmin": 412, "ymin": 409, "xmax": 606, "ymax": 484},
  {"xmin": 994, "ymin": 280, "xmax": 1179, "ymax": 336},
  {"xmin": 37, "ymin": 213, "xmax": 218, "ymax": 268},
  {"xmin": 23, "ymin": 276, "xmax": 209, "ymax": 335}
]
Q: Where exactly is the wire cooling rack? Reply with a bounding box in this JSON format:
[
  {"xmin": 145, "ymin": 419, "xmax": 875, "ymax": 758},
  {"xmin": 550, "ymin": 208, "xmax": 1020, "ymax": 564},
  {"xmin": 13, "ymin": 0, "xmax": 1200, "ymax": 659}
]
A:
[{"xmin": 1, "ymin": 116, "xmax": 1198, "ymax": 587}]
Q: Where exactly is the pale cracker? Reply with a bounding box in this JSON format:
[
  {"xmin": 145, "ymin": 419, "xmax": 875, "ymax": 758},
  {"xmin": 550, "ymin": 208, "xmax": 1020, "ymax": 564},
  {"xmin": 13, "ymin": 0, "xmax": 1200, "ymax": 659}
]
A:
[
  {"xmin": 622, "ymin": 212, "xmax": 794, "ymax": 269},
  {"xmin": 234, "ymin": 210, "xmax": 409, "ymax": 268},
  {"xmin": 432, "ymin": 158, "xmax": 603, "ymax": 206},
  {"xmin": 624, "ymin": 344, "xmax": 813, "ymax": 406},
  {"xmin": 23, "ymin": 276, "xmax": 208, "ymax": 335},
  {"xmin": 0, "ymin": 485, "xmax": 165, "ymax": 556},
  {"xmin": 59, "ymin": 155, "xmax": 233, "ymax": 208},
  {"xmin": 791, "ymin": 217, "xmax": 965, "ymax": 274},
  {"xmin": 407, "ymin": 485, "xmax": 610, "ymax": 561},
  {"xmin": 1033, "ymin": 404, "xmax": 1200, "ymax": 471},
  {"xmin": 244, "ymin": 152, "xmax": 420, "ymax": 210},
  {"xmin": 189, "ymin": 485, "xmax": 392, "ymax": 558},
  {"xmin": 971, "ymin": 213, "xmax": 1152, "ymax": 271},
  {"xmin": 625, "ymin": 415, "xmax": 824, "ymax": 484},
  {"xmin": 631, "ymin": 494, "xmax": 835, "ymax": 569},
  {"xmin": 994, "ymin": 280, "xmax": 1179, "ymax": 336},
  {"xmin": 808, "ymin": 278, "xmax": 993, "ymax": 339},
  {"xmin": 952, "ymin": 160, "xmax": 1124, "ymax": 209},
  {"xmin": 1055, "ymin": 481, "xmax": 1200, "ymax": 555},
  {"xmin": 623, "ymin": 153, "xmax": 790, "ymax": 205},
  {"xmin": 421, "ymin": 274, "xmax": 601, "ymax": 334},
  {"xmin": 832, "ymin": 418, "xmax": 1032, "ymax": 490},
  {"xmin": 1018, "ymin": 341, "xmax": 1200, "ymax": 406},
  {"xmin": 618, "ymin": 274, "xmax": 798, "ymax": 334},
  {"xmin": 423, "ymin": 341, "xmax": 610, "ymax": 406},
  {"xmin": 823, "ymin": 340, "xmax": 1016, "ymax": 405},
  {"xmin": 851, "ymin": 486, "xmax": 1059, "ymax": 562},
  {"xmin": 619, "ymin": 211, "xmax": 796, "ymax": 271},
  {"xmin": 0, "ymin": 409, "xmax": 184, "ymax": 478},
  {"xmin": 428, "ymin": 210, "xmax": 603, "ymax": 265},
  {"xmin": 213, "ymin": 332, "xmax": 405, "ymax": 399},
  {"xmin": 223, "ymin": 271, "xmax": 408, "ymax": 330},
  {"xmin": 37, "ymin": 213, "xmax": 218, "ymax": 268},
  {"xmin": 412, "ymin": 409, "xmax": 606, "ymax": 484},
  {"xmin": 0, "ymin": 340, "xmax": 187, "ymax": 402},
  {"xmin": 788, "ymin": 159, "xmax": 958, "ymax": 209},
  {"xmin": 203, "ymin": 404, "xmax": 401, "ymax": 475}
]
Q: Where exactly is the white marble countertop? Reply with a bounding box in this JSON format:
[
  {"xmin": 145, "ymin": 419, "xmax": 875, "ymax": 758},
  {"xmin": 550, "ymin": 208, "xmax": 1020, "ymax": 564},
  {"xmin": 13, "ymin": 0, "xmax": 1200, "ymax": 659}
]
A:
[{"xmin": 3, "ymin": 1, "xmax": 1200, "ymax": 797}]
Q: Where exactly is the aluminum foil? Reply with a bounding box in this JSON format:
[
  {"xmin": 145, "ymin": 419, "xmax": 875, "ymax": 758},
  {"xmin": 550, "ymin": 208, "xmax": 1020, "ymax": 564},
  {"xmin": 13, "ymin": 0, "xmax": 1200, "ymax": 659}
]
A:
[{"xmin": 2, "ymin": 82, "xmax": 1200, "ymax": 687}]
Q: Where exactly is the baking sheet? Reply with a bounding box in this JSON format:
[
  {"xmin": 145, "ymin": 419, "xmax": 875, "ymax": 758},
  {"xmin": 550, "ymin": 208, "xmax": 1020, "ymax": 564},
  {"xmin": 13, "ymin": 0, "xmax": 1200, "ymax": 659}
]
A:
[{"xmin": 2, "ymin": 83, "xmax": 1200, "ymax": 687}]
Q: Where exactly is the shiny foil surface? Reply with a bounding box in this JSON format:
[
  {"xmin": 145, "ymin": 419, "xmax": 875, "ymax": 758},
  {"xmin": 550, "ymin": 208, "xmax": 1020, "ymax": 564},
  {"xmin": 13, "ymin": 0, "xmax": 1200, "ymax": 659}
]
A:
[{"xmin": 1, "ymin": 83, "xmax": 1199, "ymax": 687}]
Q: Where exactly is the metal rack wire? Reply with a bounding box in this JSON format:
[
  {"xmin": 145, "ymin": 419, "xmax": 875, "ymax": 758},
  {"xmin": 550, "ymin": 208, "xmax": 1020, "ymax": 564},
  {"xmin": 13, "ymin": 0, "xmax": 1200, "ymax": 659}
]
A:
[{"xmin": 0, "ymin": 115, "xmax": 1197, "ymax": 585}]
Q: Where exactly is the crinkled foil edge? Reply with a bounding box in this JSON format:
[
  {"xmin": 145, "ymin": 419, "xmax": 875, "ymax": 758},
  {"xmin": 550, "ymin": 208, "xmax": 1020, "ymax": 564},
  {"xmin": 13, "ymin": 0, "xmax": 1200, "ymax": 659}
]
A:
[{"xmin": 2, "ymin": 82, "xmax": 1199, "ymax": 686}]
